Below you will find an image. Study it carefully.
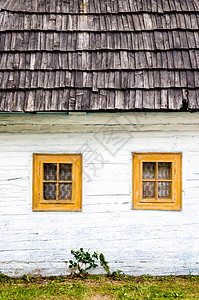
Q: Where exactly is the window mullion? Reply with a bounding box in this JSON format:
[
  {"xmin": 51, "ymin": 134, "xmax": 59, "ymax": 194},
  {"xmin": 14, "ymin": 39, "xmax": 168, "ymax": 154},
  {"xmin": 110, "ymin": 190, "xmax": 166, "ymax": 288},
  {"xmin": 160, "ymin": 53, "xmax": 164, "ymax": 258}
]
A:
[
  {"xmin": 155, "ymin": 162, "xmax": 158, "ymax": 200},
  {"xmin": 56, "ymin": 163, "xmax": 59, "ymax": 201}
]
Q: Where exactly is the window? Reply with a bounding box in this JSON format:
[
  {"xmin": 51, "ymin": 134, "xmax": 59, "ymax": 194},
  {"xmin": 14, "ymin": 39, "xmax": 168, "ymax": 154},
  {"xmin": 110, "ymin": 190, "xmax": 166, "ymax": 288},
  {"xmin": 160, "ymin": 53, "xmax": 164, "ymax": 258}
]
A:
[
  {"xmin": 33, "ymin": 154, "xmax": 82, "ymax": 211},
  {"xmin": 132, "ymin": 153, "xmax": 182, "ymax": 210}
]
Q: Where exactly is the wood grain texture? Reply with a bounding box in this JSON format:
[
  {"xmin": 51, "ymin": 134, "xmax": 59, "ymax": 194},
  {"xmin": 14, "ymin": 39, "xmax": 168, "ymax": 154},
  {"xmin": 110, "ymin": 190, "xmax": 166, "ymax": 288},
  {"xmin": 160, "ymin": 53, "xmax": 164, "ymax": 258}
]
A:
[
  {"xmin": 0, "ymin": 0, "xmax": 199, "ymax": 13},
  {"xmin": 0, "ymin": 112, "xmax": 199, "ymax": 276},
  {"xmin": 0, "ymin": 1, "xmax": 198, "ymax": 111}
]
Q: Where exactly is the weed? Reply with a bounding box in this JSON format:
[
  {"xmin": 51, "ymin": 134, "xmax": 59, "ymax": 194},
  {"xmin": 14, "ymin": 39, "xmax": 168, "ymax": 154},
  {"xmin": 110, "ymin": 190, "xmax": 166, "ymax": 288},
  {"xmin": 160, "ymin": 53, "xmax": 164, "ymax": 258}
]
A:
[
  {"xmin": 0, "ymin": 272, "xmax": 10, "ymax": 283},
  {"xmin": 22, "ymin": 274, "xmax": 30, "ymax": 282},
  {"xmin": 69, "ymin": 248, "xmax": 99, "ymax": 276},
  {"xmin": 99, "ymin": 252, "xmax": 111, "ymax": 276},
  {"xmin": 69, "ymin": 248, "xmax": 118, "ymax": 277}
]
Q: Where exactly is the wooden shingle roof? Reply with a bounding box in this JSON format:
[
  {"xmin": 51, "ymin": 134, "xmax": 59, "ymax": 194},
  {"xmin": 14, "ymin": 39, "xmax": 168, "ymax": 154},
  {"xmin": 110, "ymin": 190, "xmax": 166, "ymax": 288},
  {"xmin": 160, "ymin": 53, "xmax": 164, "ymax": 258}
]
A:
[{"xmin": 0, "ymin": 0, "xmax": 199, "ymax": 112}]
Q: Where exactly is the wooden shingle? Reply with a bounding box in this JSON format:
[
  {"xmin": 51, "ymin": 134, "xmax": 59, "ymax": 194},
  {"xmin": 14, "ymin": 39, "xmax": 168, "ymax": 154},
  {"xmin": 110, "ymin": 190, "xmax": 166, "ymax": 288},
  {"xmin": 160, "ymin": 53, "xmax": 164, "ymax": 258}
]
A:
[{"xmin": 0, "ymin": 0, "xmax": 198, "ymax": 111}]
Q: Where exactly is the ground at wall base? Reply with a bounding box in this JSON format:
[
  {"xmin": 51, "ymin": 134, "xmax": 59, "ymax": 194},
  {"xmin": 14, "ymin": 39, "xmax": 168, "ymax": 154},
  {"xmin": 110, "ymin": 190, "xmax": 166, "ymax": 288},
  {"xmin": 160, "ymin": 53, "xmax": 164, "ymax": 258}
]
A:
[{"xmin": 0, "ymin": 274, "xmax": 199, "ymax": 299}]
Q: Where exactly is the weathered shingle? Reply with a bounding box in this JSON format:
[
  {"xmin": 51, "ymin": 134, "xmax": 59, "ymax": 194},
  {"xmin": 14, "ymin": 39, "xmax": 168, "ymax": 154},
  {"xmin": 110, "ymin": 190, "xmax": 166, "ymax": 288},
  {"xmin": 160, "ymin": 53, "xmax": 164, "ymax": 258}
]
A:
[
  {"xmin": 0, "ymin": 31, "xmax": 198, "ymax": 51},
  {"xmin": 1, "ymin": 11, "xmax": 199, "ymax": 31},
  {"xmin": 0, "ymin": 0, "xmax": 199, "ymax": 13},
  {"xmin": 0, "ymin": 70, "xmax": 198, "ymax": 90},
  {"xmin": 1, "ymin": 50, "xmax": 198, "ymax": 70},
  {"xmin": 0, "ymin": 0, "xmax": 198, "ymax": 112}
]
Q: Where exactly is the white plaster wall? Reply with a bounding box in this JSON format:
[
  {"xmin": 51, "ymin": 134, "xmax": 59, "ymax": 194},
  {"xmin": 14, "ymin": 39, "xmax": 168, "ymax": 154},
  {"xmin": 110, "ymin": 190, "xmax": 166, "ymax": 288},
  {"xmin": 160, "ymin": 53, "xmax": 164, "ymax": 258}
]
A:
[{"xmin": 0, "ymin": 112, "xmax": 199, "ymax": 276}]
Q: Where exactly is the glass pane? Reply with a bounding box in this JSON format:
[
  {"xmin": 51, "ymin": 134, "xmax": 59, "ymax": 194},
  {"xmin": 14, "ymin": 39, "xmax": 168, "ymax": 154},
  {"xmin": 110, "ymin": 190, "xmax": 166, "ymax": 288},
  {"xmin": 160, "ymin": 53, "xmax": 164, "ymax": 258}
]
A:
[
  {"xmin": 143, "ymin": 162, "xmax": 155, "ymax": 179},
  {"xmin": 59, "ymin": 164, "xmax": 72, "ymax": 181},
  {"xmin": 158, "ymin": 162, "xmax": 171, "ymax": 179},
  {"xmin": 158, "ymin": 182, "xmax": 171, "ymax": 198},
  {"xmin": 44, "ymin": 163, "xmax": 57, "ymax": 180},
  {"xmin": 43, "ymin": 183, "xmax": 56, "ymax": 200},
  {"xmin": 59, "ymin": 183, "xmax": 72, "ymax": 200},
  {"xmin": 143, "ymin": 182, "xmax": 155, "ymax": 198}
]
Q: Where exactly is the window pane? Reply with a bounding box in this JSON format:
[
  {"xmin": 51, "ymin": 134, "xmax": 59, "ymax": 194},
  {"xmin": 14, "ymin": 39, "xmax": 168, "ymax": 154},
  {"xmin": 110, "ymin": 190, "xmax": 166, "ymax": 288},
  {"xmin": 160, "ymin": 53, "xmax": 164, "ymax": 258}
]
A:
[
  {"xmin": 44, "ymin": 183, "xmax": 56, "ymax": 200},
  {"xmin": 44, "ymin": 163, "xmax": 57, "ymax": 180},
  {"xmin": 158, "ymin": 162, "xmax": 171, "ymax": 179},
  {"xmin": 59, "ymin": 183, "xmax": 72, "ymax": 200},
  {"xmin": 143, "ymin": 182, "xmax": 155, "ymax": 198},
  {"xmin": 158, "ymin": 182, "xmax": 171, "ymax": 198},
  {"xmin": 59, "ymin": 164, "xmax": 72, "ymax": 181},
  {"xmin": 143, "ymin": 162, "xmax": 155, "ymax": 179}
]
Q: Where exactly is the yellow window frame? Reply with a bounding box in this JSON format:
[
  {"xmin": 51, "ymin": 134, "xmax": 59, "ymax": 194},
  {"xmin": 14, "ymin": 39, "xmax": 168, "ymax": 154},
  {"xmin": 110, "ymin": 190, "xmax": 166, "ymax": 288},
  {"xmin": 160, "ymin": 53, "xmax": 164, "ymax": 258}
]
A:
[
  {"xmin": 33, "ymin": 153, "xmax": 82, "ymax": 211},
  {"xmin": 132, "ymin": 153, "xmax": 182, "ymax": 210}
]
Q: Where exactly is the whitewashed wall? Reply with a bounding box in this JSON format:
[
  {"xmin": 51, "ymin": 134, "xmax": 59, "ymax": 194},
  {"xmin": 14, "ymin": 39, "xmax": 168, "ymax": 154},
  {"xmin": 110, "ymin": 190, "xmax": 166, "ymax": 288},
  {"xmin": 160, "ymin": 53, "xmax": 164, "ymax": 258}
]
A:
[{"xmin": 0, "ymin": 112, "xmax": 199, "ymax": 276}]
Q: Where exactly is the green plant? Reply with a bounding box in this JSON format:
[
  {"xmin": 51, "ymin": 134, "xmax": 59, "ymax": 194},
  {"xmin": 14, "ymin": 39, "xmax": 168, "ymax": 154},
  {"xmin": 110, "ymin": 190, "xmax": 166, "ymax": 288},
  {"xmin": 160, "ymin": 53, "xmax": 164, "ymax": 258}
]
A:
[
  {"xmin": 69, "ymin": 248, "xmax": 123, "ymax": 278},
  {"xmin": 99, "ymin": 253, "xmax": 124, "ymax": 278},
  {"xmin": 111, "ymin": 269, "xmax": 123, "ymax": 279},
  {"xmin": 22, "ymin": 275, "xmax": 30, "ymax": 282},
  {"xmin": 0, "ymin": 272, "xmax": 9, "ymax": 283},
  {"xmin": 69, "ymin": 248, "xmax": 99, "ymax": 276},
  {"xmin": 99, "ymin": 253, "xmax": 111, "ymax": 276}
]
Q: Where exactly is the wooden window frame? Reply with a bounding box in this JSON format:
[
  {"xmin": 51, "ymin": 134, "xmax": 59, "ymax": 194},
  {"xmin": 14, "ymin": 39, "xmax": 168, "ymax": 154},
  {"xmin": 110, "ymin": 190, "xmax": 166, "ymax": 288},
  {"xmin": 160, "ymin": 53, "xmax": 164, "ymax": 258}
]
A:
[
  {"xmin": 132, "ymin": 153, "xmax": 182, "ymax": 211},
  {"xmin": 33, "ymin": 153, "xmax": 82, "ymax": 211}
]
